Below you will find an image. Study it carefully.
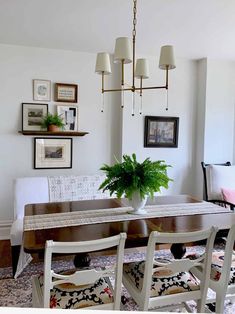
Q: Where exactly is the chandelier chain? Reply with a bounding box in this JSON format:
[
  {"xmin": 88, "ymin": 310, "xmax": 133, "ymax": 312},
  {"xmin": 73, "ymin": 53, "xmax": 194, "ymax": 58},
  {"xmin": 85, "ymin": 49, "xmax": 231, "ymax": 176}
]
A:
[{"xmin": 132, "ymin": 0, "xmax": 137, "ymax": 38}]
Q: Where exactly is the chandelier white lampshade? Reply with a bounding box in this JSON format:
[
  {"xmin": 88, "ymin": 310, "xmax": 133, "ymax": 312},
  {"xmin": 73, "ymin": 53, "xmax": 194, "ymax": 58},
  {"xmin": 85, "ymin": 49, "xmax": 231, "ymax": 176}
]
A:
[
  {"xmin": 114, "ymin": 37, "xmax": 132, "ymax": 64},
  {"xmin": 95, "ymin": 52, "xmax": 112, "ymax": 75},
  {"xmin": 159, "ymin": 45, "xmax": 176, "ymax": 70},
  {"xmin": 135, "ymin": 58, "xmax": 149, "ymax": 79}
]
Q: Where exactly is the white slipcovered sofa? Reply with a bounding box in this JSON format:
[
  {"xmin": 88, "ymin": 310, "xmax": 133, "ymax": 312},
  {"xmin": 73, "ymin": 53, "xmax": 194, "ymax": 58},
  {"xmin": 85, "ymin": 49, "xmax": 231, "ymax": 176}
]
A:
[{"xmin": 10, "ymin": 174, "xmax": 111, "ymax": 277}]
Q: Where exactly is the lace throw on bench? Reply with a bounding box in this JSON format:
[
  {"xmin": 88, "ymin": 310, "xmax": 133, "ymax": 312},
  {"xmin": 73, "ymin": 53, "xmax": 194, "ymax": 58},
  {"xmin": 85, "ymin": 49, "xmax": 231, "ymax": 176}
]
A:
[{"xmin": 48, "ymin": 175, "xmax": 110, "ymax": 202}]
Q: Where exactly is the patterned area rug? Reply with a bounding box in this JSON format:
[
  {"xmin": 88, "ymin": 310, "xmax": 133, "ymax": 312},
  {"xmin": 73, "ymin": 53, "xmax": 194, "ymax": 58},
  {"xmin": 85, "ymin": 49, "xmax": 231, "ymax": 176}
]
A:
[{"xmin": 0, "ymin": 246, "xmax": 234, "ymax": 312}]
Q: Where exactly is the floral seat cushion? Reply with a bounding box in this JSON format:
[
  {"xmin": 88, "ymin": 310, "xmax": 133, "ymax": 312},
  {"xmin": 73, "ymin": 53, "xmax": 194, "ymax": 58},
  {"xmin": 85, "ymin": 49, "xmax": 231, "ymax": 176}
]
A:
[
  {"xmin": 123, "ymin": 259, "xmax": 199, "ymax": 297},
  {"xmin": 35, "ymin": 270, "xmax": 114, "ymax": 309},
  {"xmin": 210, "ymin": 251, "xmax": 235, "ymax": 284}
]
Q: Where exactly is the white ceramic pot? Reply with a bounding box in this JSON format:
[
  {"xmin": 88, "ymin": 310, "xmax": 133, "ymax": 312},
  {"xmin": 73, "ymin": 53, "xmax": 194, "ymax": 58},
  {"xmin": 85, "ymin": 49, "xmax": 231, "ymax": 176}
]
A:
[{"xmin": 129, "ymin": 191, "xmax": 147, "ymax": 215}]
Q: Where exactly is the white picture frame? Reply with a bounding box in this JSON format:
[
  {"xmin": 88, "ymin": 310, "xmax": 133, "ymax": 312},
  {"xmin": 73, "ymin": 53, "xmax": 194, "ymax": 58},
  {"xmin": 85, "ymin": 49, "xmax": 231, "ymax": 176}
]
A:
[
  {"xmin": 33, "ymin": 79, "xmax": 51, "ymax": 101},
  {"xmin": 57, "ymin": 105, "xmax": 78, "ymax": 131}
]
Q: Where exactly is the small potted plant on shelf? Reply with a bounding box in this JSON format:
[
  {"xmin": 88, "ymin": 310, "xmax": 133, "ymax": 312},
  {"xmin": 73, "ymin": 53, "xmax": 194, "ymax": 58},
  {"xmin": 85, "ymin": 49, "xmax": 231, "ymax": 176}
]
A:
[
  {"xmin": 99, "ymin": 153, "xmax": 172, "ymax": 215},
  {"xmin": 41, "ymin": 113, "xmax": 65, "ymax": 132}
]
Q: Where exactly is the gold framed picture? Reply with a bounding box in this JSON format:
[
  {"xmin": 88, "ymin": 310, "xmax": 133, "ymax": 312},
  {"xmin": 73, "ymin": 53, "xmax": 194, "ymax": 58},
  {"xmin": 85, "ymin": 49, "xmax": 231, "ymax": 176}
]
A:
[{"xmin": 55, "ymin": 83, "xmax": 78, "ymax": 103}]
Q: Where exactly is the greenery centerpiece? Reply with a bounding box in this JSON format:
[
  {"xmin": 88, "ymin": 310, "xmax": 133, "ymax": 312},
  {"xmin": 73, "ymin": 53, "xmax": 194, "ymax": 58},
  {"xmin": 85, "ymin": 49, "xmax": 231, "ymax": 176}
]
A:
[
  {"xmin": 41, "ymin": 113, "xmax": 65, "ymax": 132},
  {"xmin": 99, "ymin": 153, "xmax": 172, "ymax": 214}
]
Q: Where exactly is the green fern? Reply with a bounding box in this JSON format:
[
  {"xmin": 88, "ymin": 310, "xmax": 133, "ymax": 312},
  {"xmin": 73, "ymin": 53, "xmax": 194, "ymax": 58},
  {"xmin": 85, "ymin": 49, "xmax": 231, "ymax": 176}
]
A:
[
  {"xmin": 41, "ymin": 113, "xmax": 65, "ymax": 129},
  {"xmin": 99, "ymin": 153, "xmax": 172, "ymax": 200}
]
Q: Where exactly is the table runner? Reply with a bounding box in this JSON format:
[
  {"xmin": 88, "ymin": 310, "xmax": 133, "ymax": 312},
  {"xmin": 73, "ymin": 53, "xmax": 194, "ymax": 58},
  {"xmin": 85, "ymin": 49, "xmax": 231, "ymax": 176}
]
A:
[{"xmin": 24, "ymin": 202, "xmax": 230, "ymax": 231}]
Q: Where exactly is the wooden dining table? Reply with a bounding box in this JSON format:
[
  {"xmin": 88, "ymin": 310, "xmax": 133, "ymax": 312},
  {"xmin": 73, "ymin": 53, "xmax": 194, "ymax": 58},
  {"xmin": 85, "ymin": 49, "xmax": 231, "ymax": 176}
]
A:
[{"xmin": 23, "ymin": 194, "xmax": 235, "ymax": 263}]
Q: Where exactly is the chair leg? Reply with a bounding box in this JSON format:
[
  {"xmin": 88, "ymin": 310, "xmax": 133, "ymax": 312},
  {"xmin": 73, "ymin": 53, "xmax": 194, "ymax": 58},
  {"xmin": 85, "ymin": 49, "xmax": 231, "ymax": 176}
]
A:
[
  {"xmin": 196, "ymin": 299, "xmax": 203, "ymax": 313},
  {"xmin": 11, "ymin": 245, "xmax": 21, "ymax": 277},
  {"xmin": 215, "ymin": 295, "xmax": 226, "ymax": 314}
]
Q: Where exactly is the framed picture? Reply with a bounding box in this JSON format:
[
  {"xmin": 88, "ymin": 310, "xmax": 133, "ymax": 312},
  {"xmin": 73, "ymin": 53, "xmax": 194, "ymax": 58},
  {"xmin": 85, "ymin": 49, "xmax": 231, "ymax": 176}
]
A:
[
  {"xmin": 34, "ymin": 138, "xmax": 72, "ymax": 169},
  {"xmin": 144, "ymin": 116, "xmax": 179, "ymax": 148},
  {"xmin": 55, "ymin": 83, "xmax": 78, "ymax": 103},
  {"xmin": 57, "ymin": 105, "xmax": 78, "ymax": 131},
  {"xmin": 22, "ymin": 103, "xmax": 48, "ymax": 131},
  {"xmin": 33, "ymin": 79, "xmax": 51, "ymax": 101}
]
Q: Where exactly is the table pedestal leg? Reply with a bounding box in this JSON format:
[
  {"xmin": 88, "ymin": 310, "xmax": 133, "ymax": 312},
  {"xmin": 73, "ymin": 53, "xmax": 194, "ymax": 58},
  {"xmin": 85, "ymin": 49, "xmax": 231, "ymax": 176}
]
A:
[
  {"xmin": 170, "ymin": 243, "xmax": 186, "ymax": 259},
  {"xmin": 74, "ymin": 253, "xmax": 91, "ymax": 268}
]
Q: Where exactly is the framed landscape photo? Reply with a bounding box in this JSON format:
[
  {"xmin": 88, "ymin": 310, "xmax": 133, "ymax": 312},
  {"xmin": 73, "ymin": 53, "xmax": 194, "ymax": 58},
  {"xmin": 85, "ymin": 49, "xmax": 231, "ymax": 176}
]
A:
[
  {"xmin": 144, "ymin": 116, "xmax": 179, "ymax": 148},
  {"xmin": 33, "ymin": 79, "xmax": 51, "ymax": 101},
  {"xmin": 22, "ymin": 103, "xmax": 48, "ymax": 131},
  {"xmin": 34, "ymin": 138, "xmax": 72, "ymax": 169},
  {"xmin": 55, "ymin": 83, "xmax": 78, "ymax": 103},
  {"xmin": 57, "ymin": 105, "xmax": 78, "ymax": 131}
]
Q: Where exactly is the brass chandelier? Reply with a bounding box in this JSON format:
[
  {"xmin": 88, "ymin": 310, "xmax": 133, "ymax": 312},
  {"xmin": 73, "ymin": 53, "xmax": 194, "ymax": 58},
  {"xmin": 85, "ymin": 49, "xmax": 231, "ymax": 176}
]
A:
[{"xmin": 95, "ymin": 0, "xmax": 176, "ymax": 116}]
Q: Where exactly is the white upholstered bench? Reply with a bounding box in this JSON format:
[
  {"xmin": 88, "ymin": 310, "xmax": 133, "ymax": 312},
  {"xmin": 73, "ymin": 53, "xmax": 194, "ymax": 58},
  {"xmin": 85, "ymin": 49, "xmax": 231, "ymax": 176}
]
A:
[{"xmin": 10, "ymin": 175, "xmax": 111, "ymax": 277}]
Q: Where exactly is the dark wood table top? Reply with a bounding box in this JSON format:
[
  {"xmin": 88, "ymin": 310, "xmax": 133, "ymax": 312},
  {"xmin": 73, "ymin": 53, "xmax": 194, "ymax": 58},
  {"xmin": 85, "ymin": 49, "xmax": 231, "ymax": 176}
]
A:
[{"xmin": 23, "ymin": 195, "xmax": 235, "ymax": 253}]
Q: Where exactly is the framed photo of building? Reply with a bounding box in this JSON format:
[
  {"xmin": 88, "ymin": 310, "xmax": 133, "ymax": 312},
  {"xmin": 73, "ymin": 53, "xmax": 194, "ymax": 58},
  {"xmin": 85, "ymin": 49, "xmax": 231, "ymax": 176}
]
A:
[
  {"xmin": 57, "ymin": 105, "xmax": 78, "ymax": 131},
  {"xmin": 55, "ymin": 83, "xmax": 78, "ymax": 103},
  {"xmin": 33, "ymin": 79, "xmax": 51, "ymax": 101},
  {"xmin": 22, "ymin": 103, "xmax": 48, "ymax": 131},
  {"xmin": 34, "ymin": 138, "xmax": 72, "ymax": 169},
  {"xmin": 144, "ymin": 116, "xmax": 179, "ymax": 148}
]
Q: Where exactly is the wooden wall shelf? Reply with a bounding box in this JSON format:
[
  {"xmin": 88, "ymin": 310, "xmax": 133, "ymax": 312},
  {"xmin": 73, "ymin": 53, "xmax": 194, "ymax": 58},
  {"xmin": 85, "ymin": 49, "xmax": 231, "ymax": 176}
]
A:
[{"xmin": 19, "ymin": 131, "xmax": 89, "ymax": 137}]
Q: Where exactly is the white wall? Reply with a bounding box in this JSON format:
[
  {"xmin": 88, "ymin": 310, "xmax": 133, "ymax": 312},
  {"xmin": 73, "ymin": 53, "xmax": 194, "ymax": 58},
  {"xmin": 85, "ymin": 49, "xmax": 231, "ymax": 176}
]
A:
[
  {"xmin": 204, "ymin": 59, "xmax": 235, "ymax": 163},
  {"xmin": 193, "ymin": 58, "xmax": 235, "ymax": 199},
  {"xmin": 0, "ymin": 44, "xmax": 121, "ymax": 231},
  {"xmin": 193, "ymin": 58, "xmax": 207, "ymax": 198},
  {"xmin": 122, "ymin": 56, "xmax": 198, "ymax": 196}
]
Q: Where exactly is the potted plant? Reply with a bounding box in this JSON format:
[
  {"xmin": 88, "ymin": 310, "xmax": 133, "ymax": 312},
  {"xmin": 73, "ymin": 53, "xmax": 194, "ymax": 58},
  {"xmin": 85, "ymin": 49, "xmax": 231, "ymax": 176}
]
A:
[
  {"xmin": 41, "ymin": 113, "xmax": 65, "ymax": 132},
  {"xmin": 99, "ymin": 153, "xmax": 172, "ymax": 214}
]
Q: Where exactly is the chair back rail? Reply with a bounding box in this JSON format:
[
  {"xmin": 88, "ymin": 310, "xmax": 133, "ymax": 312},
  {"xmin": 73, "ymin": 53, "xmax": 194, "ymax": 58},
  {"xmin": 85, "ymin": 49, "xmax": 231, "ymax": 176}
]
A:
[
  {"xmin": 218, "ymin": 224, "xmax": 235, "ymax": 285},
  {"xmin": 141, "ymin": 227, "xmax": 218, "ymax": 312},
  {"xmin": 191, "ymin": 224, "xmax": 235, "ymax": 313},
  {"xmin": 43, "ymin": 233, "xmax": 126, "ymax": 309}
]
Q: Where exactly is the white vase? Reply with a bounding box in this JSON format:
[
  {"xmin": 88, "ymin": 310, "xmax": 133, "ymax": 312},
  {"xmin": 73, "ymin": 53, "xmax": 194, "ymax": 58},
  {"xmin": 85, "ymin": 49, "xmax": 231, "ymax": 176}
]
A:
[{"xmin": 129, "ymin": 191, "xmax": 147, "ymax": 215}]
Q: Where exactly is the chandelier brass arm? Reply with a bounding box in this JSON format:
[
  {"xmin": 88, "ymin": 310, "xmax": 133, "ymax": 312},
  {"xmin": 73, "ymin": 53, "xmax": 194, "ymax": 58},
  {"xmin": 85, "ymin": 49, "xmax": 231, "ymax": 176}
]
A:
[{"xmin": 101, "ymin": 65, "xmax": 169, "ymax": 93}]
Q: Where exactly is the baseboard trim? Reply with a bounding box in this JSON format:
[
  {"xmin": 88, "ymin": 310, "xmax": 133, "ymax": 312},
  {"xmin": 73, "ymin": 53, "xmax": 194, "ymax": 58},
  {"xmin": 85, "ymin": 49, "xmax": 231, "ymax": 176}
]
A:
[{"xmin": 0, "ymin": 220, "xmax": 12, "ymax": 240}]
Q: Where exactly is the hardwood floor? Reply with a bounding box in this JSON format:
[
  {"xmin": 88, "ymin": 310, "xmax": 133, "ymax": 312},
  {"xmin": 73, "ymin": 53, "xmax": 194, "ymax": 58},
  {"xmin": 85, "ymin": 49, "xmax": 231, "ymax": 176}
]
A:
[
  {"xmin": 0, "ymin": 240, "xmax": 12, "ymax": 268},
  {"xmin": 0, "ymin": 240, "xmax": 45, "ymax": 268}
]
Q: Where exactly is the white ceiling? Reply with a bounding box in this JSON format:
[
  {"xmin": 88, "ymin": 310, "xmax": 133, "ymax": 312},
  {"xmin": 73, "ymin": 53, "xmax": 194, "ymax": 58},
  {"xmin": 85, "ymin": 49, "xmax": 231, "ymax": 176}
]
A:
[{"xmin": 0, "ymin": 0, "xmax": 235, "ymax": 60}]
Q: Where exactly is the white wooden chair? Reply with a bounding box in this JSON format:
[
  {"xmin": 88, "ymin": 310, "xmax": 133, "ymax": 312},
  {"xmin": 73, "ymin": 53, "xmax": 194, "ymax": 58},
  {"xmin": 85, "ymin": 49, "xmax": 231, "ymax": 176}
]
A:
[
  {"xmin": 192, "ymin": 224, "xmax": 235, "ymax": 313},
  {"xmin": 32, "ymin": 233, "xmax": 126, "ymax": 310},
  {"xmin": 122, "ymin": 227, "xmax": 218, "ymax": 312}
]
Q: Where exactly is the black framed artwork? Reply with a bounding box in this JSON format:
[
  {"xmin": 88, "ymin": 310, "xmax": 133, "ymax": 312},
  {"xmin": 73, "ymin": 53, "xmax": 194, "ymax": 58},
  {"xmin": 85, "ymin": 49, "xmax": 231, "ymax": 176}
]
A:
[
  {"xmin": 34, "ymin": 137, "xmax": 72, "ymax": 169},
  {"xmin": 144, "ymin": 116, "xmax": 179, "ymax": 148},
  {"xmin": 22, "ymin": 103, "xmax": 48, "ymax": 131}
]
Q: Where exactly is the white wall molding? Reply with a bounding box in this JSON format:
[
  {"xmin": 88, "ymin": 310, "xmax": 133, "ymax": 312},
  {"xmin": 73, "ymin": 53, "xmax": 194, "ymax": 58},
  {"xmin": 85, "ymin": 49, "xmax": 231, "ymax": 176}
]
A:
[{"xmin": 0, "ymin": 220, "xmax": 12, "ymax": 240}]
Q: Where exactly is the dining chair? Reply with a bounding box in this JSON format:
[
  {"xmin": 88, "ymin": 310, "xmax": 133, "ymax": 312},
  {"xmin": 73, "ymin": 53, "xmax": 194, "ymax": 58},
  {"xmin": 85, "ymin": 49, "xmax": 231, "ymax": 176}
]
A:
[
  {"xmin": 32, "ymin": 233, "xmax": 126, "ymax": 309},
  {"xmin": 122, "ymin": 227, "xmax": 218, "ymax": 312},
  {"xmin": 201, "ymin": 161, "xmax": 234, "ymax": 210},
  {"xmin": 192, "ymin": 224, "xmax": 235, "ymax": 313}
]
